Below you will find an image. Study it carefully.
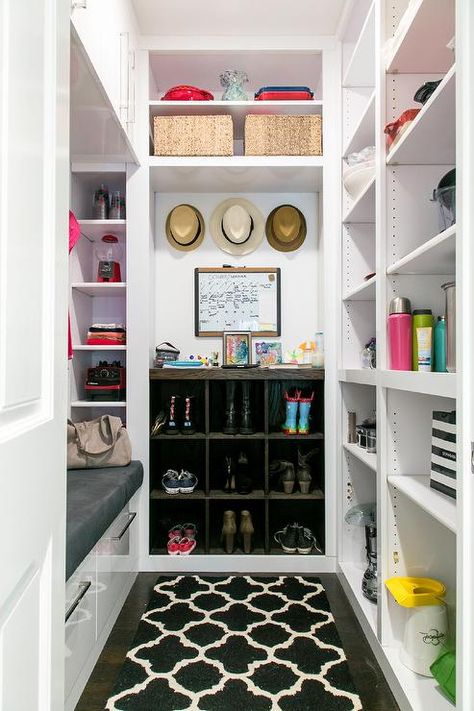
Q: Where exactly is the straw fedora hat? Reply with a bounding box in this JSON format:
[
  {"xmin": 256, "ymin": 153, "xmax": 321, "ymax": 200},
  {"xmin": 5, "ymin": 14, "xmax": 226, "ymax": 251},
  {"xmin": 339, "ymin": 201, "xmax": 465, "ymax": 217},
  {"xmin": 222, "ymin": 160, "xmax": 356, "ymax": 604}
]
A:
[
  {"xmin": 265, "ymin": 204, "xmax": 307, "ymax": 252},
  {"xmin": 165, "ymin": 204, "xmax": 205, "ymax": 251},
  {"xmin": 210, "ymin": 198, "xmax": 264, "ymax": 255}
]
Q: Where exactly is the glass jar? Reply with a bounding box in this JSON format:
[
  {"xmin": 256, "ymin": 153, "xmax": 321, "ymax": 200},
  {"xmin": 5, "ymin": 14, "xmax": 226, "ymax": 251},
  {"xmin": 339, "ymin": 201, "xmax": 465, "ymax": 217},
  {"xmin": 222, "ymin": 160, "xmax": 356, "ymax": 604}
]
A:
[
  {"xmin": 312, "ymin": 331, "xmax": 324, "ymax": 368},
  {"xmin": 95, "ymin": 235, "xmax": 122, "ymax": 282},
  {"xmin": 109, "ymin": 190, "xmax": 125, "ymax": 220},
  {"xmin": 93, "ymin": 184, "xmax": 109, "ymax": 219}
]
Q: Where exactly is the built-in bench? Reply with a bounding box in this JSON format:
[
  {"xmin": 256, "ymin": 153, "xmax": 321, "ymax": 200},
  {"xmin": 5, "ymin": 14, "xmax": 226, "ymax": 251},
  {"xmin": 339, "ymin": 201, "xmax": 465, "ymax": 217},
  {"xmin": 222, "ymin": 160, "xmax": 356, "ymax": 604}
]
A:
[
  {"xmin": 65, "ymin": 461, "xmax": 143, "ymax": 711},
  {"xmin": 66, "ymin": 460, "xmax": 143, "ymax": 579}
]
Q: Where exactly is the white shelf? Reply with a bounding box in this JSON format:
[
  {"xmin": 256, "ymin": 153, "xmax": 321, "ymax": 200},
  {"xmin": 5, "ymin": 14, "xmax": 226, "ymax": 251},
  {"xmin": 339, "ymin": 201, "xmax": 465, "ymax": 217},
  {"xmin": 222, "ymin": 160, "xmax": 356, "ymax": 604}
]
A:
[
  {"xmin": 149, "ymin": 156, "xmax": 324, "ymax": 193},
  {"xmin": 150, "ymin": 100, "xmax": 323, "ymax": 137},
  {"xmin": 383, "ymin": 646, "xmax": 455, "ymax": 711},
  {"xmin": 338, "ymin": 369, "xmax": 377, "ymax": 386},
  {"xmin": 380, "ymin": 370, "xmax": 456, "ymax": 399},
  {"xmin": 343, "ymin": 2, "xmax": 375, "ymax": 87},
  {"xmin": 386, "ymin": 0, "xmax": 455, "ymax": 74},
  {"xmin": 343, "ymin": 91, "xmax": 375, "ymax": 156},
  {"xmin": 342, "ymin": 176, "xmax": 375, "ymax": 223},
  {"xmin": 73, "ymin": 345, "xmax": 127, "ymax": 351},
  {"xmin": 71, "ymin": 401, "xmax": 126, "ymax": 408},
  {"xmin": 343, "ymin": 443, "xmax": 377, "ymax": 472},
  {"xmin": 388, "ymin": 475, "xmax": 456, "ymax": 533},
  {"xmin": 339, "ymin": 561, "xmax": 377, "ymax": 634},
  {"xmin": 71, "ymin": 282, "xmax": 127, "ymax": 297},
  {"xmin": 78, "ymin": 220, "xmax": 126, "ymax": 240},
  {"xmin": 386, "ymin": 65, "xmax": 455, "ymax": 166},
  {"xmin": 343, "ymin": 275, "xmax": 376, "ymax": 301},
  {"xmin": 387, "ymin": 225, "xmax": 456, "ymax": 275}
]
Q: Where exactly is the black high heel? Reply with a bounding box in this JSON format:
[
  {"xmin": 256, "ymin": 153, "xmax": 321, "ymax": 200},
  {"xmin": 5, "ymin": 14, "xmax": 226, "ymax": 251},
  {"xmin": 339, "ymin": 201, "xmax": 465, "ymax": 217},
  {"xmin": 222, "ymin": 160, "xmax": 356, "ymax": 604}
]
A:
[{"xmin": 223, "ymin": 456, "xmax": 236, "ymax": 493}]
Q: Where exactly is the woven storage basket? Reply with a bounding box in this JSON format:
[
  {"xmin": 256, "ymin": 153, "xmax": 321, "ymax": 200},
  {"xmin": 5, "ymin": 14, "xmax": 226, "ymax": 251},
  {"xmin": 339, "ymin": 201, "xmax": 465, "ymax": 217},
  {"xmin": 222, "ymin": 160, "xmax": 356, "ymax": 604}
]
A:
[
  {"xmin": 244, "ymin": 114, "xmax": 322, "ymax": 156},
  {"xmin": 153, "ymin": 115, "xmax": 233, "ymax": 156}
]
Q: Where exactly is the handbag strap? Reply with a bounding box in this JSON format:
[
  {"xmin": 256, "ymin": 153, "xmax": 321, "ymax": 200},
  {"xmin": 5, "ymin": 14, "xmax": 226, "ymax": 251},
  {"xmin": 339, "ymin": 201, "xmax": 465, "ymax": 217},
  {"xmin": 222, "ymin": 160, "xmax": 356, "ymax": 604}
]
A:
[{"xmin": 73, "ymin": 415, "xmax": 122, "ymax": 455}]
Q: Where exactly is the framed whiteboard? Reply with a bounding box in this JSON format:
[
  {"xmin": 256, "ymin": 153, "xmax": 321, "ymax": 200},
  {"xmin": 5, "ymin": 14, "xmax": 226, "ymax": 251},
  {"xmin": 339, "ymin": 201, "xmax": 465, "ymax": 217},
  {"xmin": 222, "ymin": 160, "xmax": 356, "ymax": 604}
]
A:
[{"xmin": 195, "ymin": 267, "xmax": 281, "ymax": 336}]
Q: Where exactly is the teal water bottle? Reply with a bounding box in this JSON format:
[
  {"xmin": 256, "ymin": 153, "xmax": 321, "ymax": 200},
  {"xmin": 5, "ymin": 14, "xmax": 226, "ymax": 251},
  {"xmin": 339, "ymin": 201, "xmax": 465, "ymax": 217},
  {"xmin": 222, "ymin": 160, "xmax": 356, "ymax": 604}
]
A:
[{"xmin": 434, "ymin": 316, "xmax": 447, "ymax": 372}]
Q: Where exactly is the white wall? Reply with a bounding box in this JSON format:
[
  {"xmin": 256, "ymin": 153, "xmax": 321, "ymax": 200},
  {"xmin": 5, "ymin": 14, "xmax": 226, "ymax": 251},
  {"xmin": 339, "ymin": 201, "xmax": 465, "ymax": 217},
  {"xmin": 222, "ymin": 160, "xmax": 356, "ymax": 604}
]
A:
[{"xmin": 153, "ymin": 191, "xmax": 322, "ymax": 362}]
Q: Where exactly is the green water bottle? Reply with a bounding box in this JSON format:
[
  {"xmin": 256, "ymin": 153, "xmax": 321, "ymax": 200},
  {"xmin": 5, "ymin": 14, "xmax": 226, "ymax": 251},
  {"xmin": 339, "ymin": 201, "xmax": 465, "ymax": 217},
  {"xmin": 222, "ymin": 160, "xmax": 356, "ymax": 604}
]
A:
[
  {"xmin": 412, "ymin": 309, "xmax": 433, "ymax": 371},
  {"xmin": 434, "ymin": 316, "xmax": 447, "ymax": 372}
]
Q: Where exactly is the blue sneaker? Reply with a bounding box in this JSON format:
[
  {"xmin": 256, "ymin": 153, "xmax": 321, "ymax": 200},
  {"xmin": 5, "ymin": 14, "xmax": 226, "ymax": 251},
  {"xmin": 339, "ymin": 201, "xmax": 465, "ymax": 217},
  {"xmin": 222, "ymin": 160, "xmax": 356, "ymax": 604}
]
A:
[
  {"xmin": 162, "ymin": 469, "xmax": 181, "ymax": 494},
  {"xmin": 177, "ymin": 469, "xmax": 198, "ymax": 493}
]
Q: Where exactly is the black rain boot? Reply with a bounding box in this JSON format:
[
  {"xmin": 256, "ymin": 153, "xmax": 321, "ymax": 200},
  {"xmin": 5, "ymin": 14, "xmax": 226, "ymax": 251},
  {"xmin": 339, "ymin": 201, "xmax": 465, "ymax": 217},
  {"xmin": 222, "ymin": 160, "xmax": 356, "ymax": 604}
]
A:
[
  {"xmin": 240, "ymin": 381, "xmax": 254, "ymax": 434},
  {"xmin": 223, "ymin": 381, "xmax": 238, "ymax": 434},
  {"xmin": 165, "ymin": 394, "xmax": 180, "ymax": 434},
  {"xmin": 223, "ymin": 456, "xmax": 236, "ymax": 493},
  {"xmin": 236, "ymin": 451, "xmax": 253, "ymax": 494},
  {"xmin": 181, "ymin": 395, "xmax": 195, "ymax": 434}
]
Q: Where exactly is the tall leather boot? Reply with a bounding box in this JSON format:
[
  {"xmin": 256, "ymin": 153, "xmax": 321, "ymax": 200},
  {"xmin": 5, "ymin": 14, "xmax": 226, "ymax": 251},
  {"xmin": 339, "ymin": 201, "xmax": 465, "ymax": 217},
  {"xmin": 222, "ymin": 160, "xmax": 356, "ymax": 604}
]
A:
[
  {"xmin": 222, "ymin": 510, "xmax": 237, "ymax": 553},
  {"xmin": 240, "ymin": 381, "xmax": 254, "ymax": 434},
  {"xmin": 236, "ymin": 451, "xmax": 253, "ymax": 494},
  {"xmin": 223, "ymin": 381, "xmax": 237, "ymax": 434},
  {"xmin": 240, "ymin": 510, "xmax": 254, "ymax": 554}
]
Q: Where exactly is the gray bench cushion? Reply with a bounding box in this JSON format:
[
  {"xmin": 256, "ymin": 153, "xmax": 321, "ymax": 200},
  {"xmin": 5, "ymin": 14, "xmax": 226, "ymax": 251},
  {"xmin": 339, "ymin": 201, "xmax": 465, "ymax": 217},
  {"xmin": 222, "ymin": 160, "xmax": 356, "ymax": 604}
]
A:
[{"xmin": 66, "ymin": 461, "xmax": 143, "ymax": 580}]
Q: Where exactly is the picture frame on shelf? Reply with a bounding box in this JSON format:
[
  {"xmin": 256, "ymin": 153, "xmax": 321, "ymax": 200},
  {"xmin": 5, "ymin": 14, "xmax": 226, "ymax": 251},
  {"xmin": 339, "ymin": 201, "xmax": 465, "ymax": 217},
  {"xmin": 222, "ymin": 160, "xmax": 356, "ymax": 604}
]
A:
[
  {"xmin": 223, "ymin": 331, "xmax": 251, "ymax": 366},
  {"xmin": 253, "ymin": 340, "xmax": 283, "ymax": 366}
]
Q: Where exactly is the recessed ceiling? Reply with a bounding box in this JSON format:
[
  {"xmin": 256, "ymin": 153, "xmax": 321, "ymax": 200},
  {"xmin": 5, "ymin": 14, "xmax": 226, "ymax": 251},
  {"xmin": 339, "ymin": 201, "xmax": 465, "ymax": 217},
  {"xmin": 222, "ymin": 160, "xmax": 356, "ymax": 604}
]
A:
[{"xmin": 131, "ymin": 0, "xmax": 348, "ymax": 37}]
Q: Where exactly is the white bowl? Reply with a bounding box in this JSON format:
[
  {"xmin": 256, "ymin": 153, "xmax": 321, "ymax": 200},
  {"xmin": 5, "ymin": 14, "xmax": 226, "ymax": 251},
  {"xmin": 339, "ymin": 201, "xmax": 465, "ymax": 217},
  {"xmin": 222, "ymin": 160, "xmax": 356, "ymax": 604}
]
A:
[{"xmin": 343, "ymin": 161, "xmax": 375, "ymax": 199}]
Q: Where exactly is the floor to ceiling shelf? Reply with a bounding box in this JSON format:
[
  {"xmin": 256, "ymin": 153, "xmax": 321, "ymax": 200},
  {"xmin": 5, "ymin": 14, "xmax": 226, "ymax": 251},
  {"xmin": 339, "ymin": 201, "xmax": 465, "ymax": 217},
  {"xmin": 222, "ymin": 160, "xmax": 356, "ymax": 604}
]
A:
[{"xmin": 388, "ymin": 475, "xmax": 456, "ymax": 533}]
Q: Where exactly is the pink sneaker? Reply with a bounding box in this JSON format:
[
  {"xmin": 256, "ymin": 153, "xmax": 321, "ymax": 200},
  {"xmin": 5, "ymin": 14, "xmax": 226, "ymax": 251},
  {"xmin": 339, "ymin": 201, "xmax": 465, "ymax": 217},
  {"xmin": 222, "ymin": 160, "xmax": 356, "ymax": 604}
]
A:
[
  {"xmin": 167, "ymin": 536, "xmax": 182, "ymax": 556},
  {"xmin": 168, "ymin": 525, "xmax": 183, "ymax": 539},
  {"xmin": 182, "ymin": 523, "xmax": 197, "ymax": 539},
  {"xmin": 178, "ymin": 537, "xmax": 196, "ymax": 555}
]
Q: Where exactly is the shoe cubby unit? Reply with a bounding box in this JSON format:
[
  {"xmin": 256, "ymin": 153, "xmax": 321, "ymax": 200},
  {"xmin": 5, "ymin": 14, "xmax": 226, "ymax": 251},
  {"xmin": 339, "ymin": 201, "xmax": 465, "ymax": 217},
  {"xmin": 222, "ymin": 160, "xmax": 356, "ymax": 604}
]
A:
[{"xmin": 149, "ymin": 368, "xmax": 325, "ymax": 557}]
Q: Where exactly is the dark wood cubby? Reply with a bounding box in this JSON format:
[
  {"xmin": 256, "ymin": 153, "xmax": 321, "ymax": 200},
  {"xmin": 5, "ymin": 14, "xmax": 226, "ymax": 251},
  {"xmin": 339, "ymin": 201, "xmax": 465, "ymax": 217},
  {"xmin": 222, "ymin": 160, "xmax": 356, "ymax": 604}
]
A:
[{"xmin": 149, "ymin": 367, "xmax": 325, "ymax": 556}]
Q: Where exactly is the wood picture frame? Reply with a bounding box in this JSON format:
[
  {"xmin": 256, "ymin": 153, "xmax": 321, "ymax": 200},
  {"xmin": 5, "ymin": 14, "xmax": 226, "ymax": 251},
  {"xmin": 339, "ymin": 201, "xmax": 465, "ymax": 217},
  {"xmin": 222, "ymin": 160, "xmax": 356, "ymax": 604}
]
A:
[{"xmin": 194, "ymin": 267, "xmax": 281, "ymax": 337}]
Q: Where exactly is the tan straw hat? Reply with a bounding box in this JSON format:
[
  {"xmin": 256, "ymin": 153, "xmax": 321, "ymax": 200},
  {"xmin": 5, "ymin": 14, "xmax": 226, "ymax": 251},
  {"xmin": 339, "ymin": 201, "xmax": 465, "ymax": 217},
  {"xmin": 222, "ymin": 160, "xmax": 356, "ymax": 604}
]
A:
[
  {"xmin": 166, "ymin": 204, "xmax": 205, "ymax": 251},
  {"xmin": 265, "ymin": 204, "xmax": 307, "ymax": 252},
  {"xmin": 210, "ymin": 198, "xmax": 264, "ymax": 255}
]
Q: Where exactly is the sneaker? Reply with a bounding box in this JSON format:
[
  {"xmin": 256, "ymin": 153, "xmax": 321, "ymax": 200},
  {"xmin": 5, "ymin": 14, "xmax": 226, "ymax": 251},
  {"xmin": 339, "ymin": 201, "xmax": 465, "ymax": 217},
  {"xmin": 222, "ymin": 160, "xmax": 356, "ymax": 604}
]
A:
[
  {"xmin": 162, "ymin": 469, "xmax": 181, "ymax": 494},
  {"xmin": 177, "ymin": 469, "xmax": 198, "ymax": 493},
  {"xmin": 297, "ymin": 526, "xmax": 314, "ymax": 554},
  {"xmin": 167, "ymin": 535, "xmax": 182, "ymax": 555},
  {"xmin": 274, "ymin": 523, "xmax": 299, "ymax": 553},
  {"xmin": 178, "ymin": 537, "xmax": 196, "ymax": 555},
  {"xmin": 168, "ymin": 524, "xmax": 183, "ymax": 539},
  {"xmin": 182, "ymin": 523, "xmax": 197, "ymax": 538}
]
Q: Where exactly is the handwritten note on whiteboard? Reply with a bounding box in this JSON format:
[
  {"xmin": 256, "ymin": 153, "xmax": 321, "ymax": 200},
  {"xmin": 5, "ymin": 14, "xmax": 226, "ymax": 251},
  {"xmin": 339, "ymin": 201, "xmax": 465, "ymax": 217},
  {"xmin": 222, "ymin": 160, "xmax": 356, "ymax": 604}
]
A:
[{"xmin": 195, "ymin": 268, "xmax": 281, "ymax": 336}]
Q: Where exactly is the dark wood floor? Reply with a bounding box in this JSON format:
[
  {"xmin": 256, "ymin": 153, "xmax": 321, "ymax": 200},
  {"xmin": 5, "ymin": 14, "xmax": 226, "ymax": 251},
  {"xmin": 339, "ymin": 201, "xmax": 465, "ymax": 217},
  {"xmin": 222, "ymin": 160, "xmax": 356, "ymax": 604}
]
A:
[{"xmin": 77, "ymin": 573, "xmax": 399, "ymax": 711}]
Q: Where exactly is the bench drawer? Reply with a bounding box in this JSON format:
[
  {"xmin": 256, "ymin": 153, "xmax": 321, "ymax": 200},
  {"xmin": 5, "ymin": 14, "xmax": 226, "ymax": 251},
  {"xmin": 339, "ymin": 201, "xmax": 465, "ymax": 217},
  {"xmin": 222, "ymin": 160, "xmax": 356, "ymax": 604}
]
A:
[
  {"xmin": 64, "ymin": 550, "xmax": 96, "ymax": 701},
  {"xmin": 96, "ymin": 502, "xmax": 137, "ymax": 636}
]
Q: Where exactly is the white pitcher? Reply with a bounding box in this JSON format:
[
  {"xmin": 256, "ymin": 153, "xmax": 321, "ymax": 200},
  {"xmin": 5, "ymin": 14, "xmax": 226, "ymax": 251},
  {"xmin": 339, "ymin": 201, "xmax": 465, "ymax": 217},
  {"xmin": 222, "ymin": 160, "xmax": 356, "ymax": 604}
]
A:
[{"xmin": 400, "ymin": 603, "xmax": 448, "ymax": 676}]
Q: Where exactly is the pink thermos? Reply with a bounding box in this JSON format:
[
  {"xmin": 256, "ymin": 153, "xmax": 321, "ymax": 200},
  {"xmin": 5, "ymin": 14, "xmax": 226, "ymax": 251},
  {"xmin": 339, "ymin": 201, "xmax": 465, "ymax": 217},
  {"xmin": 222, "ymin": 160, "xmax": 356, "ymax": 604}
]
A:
[{"xmin": 388, "ymin": 297, "xmax": 412, "ymax": 370}]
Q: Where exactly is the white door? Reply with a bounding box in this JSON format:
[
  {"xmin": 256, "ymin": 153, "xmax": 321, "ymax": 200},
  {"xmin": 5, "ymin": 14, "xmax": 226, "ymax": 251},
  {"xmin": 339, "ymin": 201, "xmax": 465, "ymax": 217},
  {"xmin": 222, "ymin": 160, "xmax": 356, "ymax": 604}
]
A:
[{"xmin": 0, "ymin": 1, "xmax": 69, "ymax": 710}]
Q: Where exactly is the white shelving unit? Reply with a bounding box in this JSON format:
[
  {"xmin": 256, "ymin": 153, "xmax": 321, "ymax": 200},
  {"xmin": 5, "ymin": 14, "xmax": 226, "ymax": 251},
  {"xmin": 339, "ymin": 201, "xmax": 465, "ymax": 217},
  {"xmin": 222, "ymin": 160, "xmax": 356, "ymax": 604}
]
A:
[
  {"xmin": 339, "ymin": 2, "xmax": 461, "ymax": 709},
  {"xmin": 342, "ymin": 2, "xmax": 375, "ymax": 88}
]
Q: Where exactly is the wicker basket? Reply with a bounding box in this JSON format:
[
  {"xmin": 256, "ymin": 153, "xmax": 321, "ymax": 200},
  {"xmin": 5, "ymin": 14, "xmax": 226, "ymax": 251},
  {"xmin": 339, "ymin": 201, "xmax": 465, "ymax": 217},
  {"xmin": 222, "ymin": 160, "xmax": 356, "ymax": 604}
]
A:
[
  {"xmin": 244, "ymin": 114, "xmax": 322, "ymax": 156},
  {"xmin": 153, "ymin": 115, "xmax": 233, "ymax": 156}
]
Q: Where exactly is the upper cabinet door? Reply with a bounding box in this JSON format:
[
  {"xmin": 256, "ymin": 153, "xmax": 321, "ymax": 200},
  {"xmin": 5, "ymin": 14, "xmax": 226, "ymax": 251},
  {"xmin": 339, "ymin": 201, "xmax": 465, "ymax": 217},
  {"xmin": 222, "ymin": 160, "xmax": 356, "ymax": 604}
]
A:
[
  {"xmin": 0, "ymin": 0, "xmax": 69, "ymax": 709},
  {"xmin": 71, "ymin": 0, "xmax": 137, "ymax": 145}
]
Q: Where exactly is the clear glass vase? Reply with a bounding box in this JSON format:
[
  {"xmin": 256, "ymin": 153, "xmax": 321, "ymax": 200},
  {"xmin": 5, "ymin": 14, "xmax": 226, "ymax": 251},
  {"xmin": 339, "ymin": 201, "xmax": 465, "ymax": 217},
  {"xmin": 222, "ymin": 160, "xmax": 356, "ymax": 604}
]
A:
[{"xmin": 219, "ymin": 70, "xmax": 249, "ymax": 101}]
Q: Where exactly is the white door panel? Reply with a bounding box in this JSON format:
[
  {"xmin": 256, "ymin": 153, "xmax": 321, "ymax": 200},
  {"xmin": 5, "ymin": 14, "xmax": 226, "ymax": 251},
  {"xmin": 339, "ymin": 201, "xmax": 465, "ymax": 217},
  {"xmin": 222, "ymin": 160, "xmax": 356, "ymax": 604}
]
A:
[{"xmin": 0, "ymin": 0, "xmax": 69, "ymax": 709}]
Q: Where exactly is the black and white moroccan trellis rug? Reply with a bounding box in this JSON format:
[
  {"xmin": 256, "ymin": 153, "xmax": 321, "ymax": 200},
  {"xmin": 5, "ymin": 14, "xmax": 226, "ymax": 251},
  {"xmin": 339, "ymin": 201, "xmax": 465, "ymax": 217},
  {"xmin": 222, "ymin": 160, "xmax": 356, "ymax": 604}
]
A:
[{"xmin": 106, "ymin": 575, "xmax": 362, "ymax": 711}]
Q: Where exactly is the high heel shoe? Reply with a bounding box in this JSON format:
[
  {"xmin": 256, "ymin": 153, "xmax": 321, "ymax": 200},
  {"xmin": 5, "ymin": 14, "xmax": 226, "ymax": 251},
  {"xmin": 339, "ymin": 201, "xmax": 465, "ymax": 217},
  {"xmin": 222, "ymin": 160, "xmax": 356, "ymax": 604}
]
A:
[
  {"xmin": 240, "ymin": 510, "xmax": 254, "ymax": 554},
  {"xmin": 223, "ymin": 456, "xmax": 236, "ymax": 493},
  {"xmin": 222, "ymin": 510, "xmax": 237, "ymax": 553}
]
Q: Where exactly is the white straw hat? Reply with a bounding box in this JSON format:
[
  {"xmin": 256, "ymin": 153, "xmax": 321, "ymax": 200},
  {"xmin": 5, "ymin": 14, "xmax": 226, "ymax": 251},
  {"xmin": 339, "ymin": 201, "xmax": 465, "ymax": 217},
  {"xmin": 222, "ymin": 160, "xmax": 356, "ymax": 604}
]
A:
[{"xmin": 210, "ymin": 198, "xmax": 264, "ymax": 255}]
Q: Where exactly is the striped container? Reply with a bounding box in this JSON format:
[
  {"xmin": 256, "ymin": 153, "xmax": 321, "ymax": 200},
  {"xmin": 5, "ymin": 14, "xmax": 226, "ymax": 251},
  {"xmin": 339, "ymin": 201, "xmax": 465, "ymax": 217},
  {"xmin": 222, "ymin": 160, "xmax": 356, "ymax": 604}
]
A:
[
  {"xmin": 244, "ymin": 114, "xmax": 322, "ymax": 156},
  {"xmin": 153, "ymin": 115, "xmax": 233, "ymax": 156},
  {"xmin": 430, "ymin": 410, "xmax": 457, "ymax": 499}
]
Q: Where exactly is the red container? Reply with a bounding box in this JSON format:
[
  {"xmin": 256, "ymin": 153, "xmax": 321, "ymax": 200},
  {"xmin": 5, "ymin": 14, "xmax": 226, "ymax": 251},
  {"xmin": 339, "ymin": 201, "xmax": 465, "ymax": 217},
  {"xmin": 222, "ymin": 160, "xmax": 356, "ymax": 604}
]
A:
[{"xmin": 255, "ymin": 90, "xmax": 314, "ymax": 101}]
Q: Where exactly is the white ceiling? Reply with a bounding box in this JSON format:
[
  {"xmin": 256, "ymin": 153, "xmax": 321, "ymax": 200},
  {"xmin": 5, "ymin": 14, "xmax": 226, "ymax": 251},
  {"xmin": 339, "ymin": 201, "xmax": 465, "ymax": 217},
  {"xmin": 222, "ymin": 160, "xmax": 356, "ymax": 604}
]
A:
[{"xmin": 131, "ymin": 0, "xmax": 349, "ymax": 37}]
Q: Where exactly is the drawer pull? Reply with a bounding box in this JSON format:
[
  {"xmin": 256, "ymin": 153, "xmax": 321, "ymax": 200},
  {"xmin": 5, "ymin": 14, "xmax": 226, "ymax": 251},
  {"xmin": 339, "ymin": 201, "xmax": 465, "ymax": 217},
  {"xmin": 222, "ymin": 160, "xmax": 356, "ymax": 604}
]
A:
[
  {"xmin": 109, "ymin": 512, "xmax": 137, "ymax": 541},
  {"xmin": 65, "ymin": 581, "xmax": 91, "ymax": 622}
]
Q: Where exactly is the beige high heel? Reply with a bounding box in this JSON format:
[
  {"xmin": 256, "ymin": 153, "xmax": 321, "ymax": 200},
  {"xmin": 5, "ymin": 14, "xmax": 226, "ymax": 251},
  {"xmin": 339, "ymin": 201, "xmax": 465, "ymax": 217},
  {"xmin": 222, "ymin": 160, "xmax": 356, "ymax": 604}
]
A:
[
  {"xmin": 240, "ymin": 510, "xmax": 254, "ymax": 554},
  {"xmin": 222, "ymin": 510, "xmax": 237, "ymax": 553}
]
